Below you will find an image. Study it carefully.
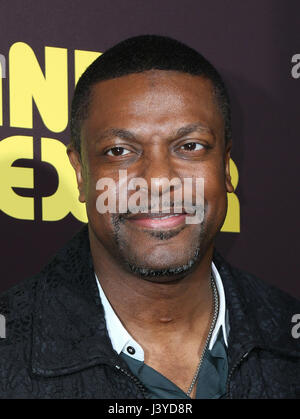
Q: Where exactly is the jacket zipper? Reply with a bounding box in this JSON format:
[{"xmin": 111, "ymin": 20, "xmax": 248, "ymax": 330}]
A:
[
  {"xmin": 226, "ymin": 351, "xmax": 250, "ymax": 399},
  {"xmin": 116, "ymin": 351, "xmax": 251, "ymax": 399},
  {"xmin": 115, "ymin": 364, "xmax": 148, "ymax": 398}
]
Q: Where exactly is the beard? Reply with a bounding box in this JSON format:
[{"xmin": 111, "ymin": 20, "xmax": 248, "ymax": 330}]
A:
[
  {"xmin": 110, "ymin": 209, "xmax": 212, "ymax": 283},
  {"xmin": 127, "ymin": 246, "xmax": 201, "ymax": 279}
]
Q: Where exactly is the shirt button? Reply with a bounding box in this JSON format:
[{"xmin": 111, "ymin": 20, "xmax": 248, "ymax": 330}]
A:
[{"xmin": 127, "ymin": 346, "xmax": 136, "ymax": 355}]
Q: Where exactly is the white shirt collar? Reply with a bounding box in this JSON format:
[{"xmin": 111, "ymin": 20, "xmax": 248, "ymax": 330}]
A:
[
  {"xmin": 209, "ymin": 262, "xmax": 229, "ymax": 350},
  {"xmin": 95, "ymin": 262, "xmax": 229, "ymax": 362}
]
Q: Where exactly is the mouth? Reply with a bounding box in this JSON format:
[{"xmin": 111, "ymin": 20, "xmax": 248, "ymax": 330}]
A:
[{"xmin": 125, "ymin": 211, "xmax": 189, "ymax": 229}]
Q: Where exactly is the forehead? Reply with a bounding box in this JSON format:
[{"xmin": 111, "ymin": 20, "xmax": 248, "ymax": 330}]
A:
[{"xmin": 82, "ymin": 70, "xmax": 224, "ymax": 141}]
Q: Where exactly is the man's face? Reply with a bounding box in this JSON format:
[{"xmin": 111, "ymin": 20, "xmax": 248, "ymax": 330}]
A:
[{"xmin": 69, "ymin": 70, "xmax": 233, "ymax": 281}]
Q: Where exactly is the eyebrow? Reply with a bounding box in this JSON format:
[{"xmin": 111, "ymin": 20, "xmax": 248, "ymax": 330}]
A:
[
  {"xmin": 95, "ymin": 123, "xmax": 214, "ymax": 143},
  {"xmin": 174, "ymin": 123, "xmax": 215, "ymax": 139},
  {"xmin": 96, "ymin": 128, "xmax": 136, "ymax": 142}
]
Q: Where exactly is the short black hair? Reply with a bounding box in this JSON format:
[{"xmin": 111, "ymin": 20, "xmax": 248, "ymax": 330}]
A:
[{"xmin": 70, "ymin": 35, "xmax": 232, "ymax": 154}]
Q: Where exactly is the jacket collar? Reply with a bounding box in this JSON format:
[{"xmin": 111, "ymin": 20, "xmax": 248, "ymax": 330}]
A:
[
  {"xmin": 213, "ymin": 249, "xmax": 300, "ymax": 360},
  {"xmin": 31, "ymin": 226, "xmax": 300, "ymax": 377}
]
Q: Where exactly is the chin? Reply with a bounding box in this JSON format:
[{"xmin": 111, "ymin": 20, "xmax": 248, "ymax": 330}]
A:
[
  {"xmin": 123, "ymin": 246, "xmax": 201, "ymax": 281},
  {"xmin": 127, "ymin": 264, "xmax": 195, "ymax": 283}
]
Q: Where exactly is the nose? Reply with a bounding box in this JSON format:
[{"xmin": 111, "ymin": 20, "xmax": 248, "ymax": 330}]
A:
[{"xmin": 139, "ymin": 145, "xmax": 181, "ymax": 203}]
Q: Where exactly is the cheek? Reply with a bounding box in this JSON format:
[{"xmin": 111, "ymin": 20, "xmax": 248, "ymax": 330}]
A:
[
  {"xmin": 88, "ymin": 209, "xmax": 115, "ymax": 245},
  {"xmin": 188, "ymin": 161, "xmax": 226, "ymax": 201},
  {"xmin": 84, "ymin": 164, "xmax": 108, "ymax": 205},
  {"xmin": 201, "ymin": 164, "xmax": 228, "ymax": 214},
  {"xmin": 204, "ymin": 172, "xmax": 227, "ymax": 198},
  {"xmin": 204, "ymin": 183, "xmax": 228, "ymax": 235}
]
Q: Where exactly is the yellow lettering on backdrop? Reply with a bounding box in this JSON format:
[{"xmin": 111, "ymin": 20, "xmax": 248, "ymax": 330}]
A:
[
  {"xmin": 221, "ymin": 158, "xmax": 240, "ymax": 232},
  {"xmin": 74, "ymin": 50, "xmax": 102, "ymax": 85},
  {"xmin": 0, "ymin": 63, "xmax": 2, "ymax": 126},
  {"xmin": 41, "ymin": 137, "xmax": 87, "ymax": 222},
  {"xmin": 0, "ymin": 136, "xmax": 34, "ymax": 220},
  {"xmin": 9, "ymin": 42, "xmax": 68, "ymax": 132}
]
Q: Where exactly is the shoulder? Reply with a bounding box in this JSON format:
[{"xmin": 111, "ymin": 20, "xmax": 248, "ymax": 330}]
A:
[
  {"xmin": 231, "ymin": 262, "xmax": 300, "ymax": 314},
  {"xmin": 213, "ymin": 249, "xmax": 300, "ymax": 357},
  {"xmin": 0, "ymin": 275, "xmax": 41, "ymax": 394},
  {"xmin": 0, "ymin": 274, "xmax": 39, "ymax": 341},
  {"xmin": 0, "ymin": 275, "xmax": 40, "ymax": 360}
]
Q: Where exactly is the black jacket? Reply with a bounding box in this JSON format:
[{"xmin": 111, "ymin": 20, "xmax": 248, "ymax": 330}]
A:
[{"xmin": 0, "ymin": 226, "xmax": 299, "ymax": 399}]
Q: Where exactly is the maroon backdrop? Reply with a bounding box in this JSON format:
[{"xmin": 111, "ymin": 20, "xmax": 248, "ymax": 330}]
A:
[{"xmin": 0, "ymin": 0, "xmax": 299, "ymax": 298}]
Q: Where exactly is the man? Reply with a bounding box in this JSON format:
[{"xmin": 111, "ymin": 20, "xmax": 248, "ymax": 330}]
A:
[{"xmin": 0, "ymin": 35, "xmax": 299, "ymax": 399}]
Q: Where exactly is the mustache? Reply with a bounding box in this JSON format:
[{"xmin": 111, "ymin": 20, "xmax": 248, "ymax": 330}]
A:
[{"xmin": 116, "ymin": 200, "xmax": 205, "ymax": 220}]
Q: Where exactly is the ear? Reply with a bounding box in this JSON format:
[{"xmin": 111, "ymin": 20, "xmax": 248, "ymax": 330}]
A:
[
  {"xmin": 67, "ymin": 144, "xmax": 86, "ymax": 203},
  {"xmin": 224, "ymin": 140, "xmax": 234, "ymax": 193}
]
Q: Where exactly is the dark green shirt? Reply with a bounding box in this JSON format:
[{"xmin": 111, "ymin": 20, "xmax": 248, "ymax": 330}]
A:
[{"xmin": 121, "ymin": 328, "xmax": 228, "ymax": 399}]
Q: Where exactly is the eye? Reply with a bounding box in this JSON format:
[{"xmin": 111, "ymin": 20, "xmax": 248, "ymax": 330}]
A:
[
  {"xmin": 106, "ymin": 147, "xmax": 131, "ymax": 156},
  {"xmin": 180, "ymin": 142, "xmax": 204, "ymax": 152}
]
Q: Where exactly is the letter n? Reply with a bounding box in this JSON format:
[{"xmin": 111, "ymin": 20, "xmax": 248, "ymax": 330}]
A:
[{"xmin": 9, "ymin": 42, "xmax": 68, "ymax": 132}]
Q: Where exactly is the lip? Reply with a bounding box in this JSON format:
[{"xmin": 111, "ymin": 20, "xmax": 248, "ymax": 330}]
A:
[{"xmin": 127, "ymin": 213, "xmax": 187, "ymax": 229}]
